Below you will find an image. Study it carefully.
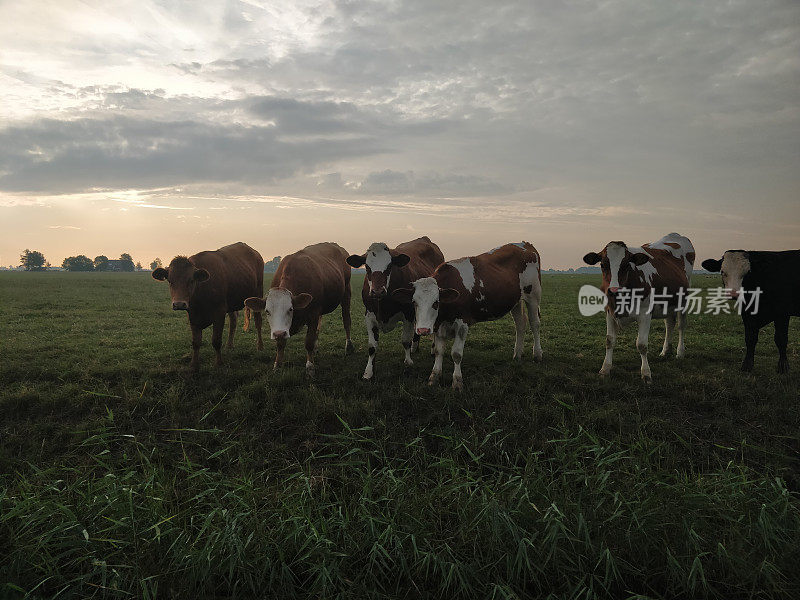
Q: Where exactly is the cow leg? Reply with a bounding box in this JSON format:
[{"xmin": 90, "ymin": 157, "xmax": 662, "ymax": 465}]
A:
[
  {"xmin": 274, "ymin": 337, "xmax": 287, "ymax": 370},
  {"xmin": 451, "ymin": 320, "xmax": 469, "ymax": 392},
  {"xmin": 212, "ymin": 315, "xmax": 225, "ymax": 367},
  {"xmin": 636, "ymin": 313, "xmax": 653, "ymax": 384},
  {"xmin": 342, "ymin": 286, "xmax": 354, "ymax": 355},
  {"xmin": 741, "ymin": 320, "xmax": 758, "ymax": 372},
  {"xmin": 412, "ymin": 332, "xmax": 420, "ymax": 353},
  {"xmin": 431, "ymin": 332, "xmax": 437, "ymax": 355},
  {"xmin": 774, "ymin": 315, "xmax": 790, "ymax": 374},
  {"xmin": 676, "ymin": 311, "xmax": 687, "ymax": 358},
  {"xmin": 521, "ymin": 299, "xmax": 544, "ymax": 361},
  {"xmin": 429, "ymin": 323, "xmax": 448, "ymax": 386},
  {"xmin": 363, "ymin": 311, "xmax": 379, "ymax": 380},
  {"xmin": 660, "ymin": 313, "xmax": 675, "ymax": 357},
  {"xmin": 511, "ymin": 301, "xmax": 526, "ymax": 360},
  {"xmin": 401, "ymin": 319, "xmax": 415, "ymax": 369},
  {"xmin": 227, "ymin": 311, "xmax": 237, "ymax": 349},
  {"xmin": 599, "ymin": 311, "xmax": 618, "ymax": 377},
  {"xmin": 305, "ymin": 317, "xmax": 320, "ymax": 378},
  {"xmin": 523, "ymin": 280, "xmax": 543, "ymax": 362},
  {"xmin": 254, "ymin": 310, "xmax": 264, "ymax": 351},
  {"xmin": 190, "ymin": 324, "xmax": 203, "ymax": 372}
]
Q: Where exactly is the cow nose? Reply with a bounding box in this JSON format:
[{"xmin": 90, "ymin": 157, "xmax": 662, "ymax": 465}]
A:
[
  {"xmin": 272, "ymin": 330, "xmax": 288, "ymax": 340},
  {"xmin": 608, "ymin": 287, "xmax": 620, "ymax": 294},
  {"xmin": 728, "ymin": 289, "xmax": 739, "ymax": 299},
  {"xmin": 416, "ymin": 327, "xmax": 431, "ymax": 336},
  {"xmin": 369, "ymin": 288, "xmax": 386, "ymax": 298},
  {"xmin": 172, "ymin": 301, "xmax": 188, "ymax": 311}
]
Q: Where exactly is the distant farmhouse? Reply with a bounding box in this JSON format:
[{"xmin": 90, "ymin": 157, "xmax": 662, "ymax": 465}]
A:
[{"xmin": 102, "ymin": 259, "xmax": 133, "ymax": 272}]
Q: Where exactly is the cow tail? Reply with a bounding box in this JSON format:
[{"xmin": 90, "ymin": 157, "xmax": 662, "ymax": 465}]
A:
[{"xmin": 243, "ymin": 307, "xmax": 251, "ymax": 332}]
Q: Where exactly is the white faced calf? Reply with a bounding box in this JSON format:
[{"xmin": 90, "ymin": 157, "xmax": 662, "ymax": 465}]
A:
[{"xmin": 392, "ymin": 242, "xmax": 543, "ymax": 391}]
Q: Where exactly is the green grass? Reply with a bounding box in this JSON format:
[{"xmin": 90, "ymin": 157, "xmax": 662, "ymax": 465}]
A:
[{"xmin": 0, "ymin": 271, "xmax": 798, "ymax": 599}]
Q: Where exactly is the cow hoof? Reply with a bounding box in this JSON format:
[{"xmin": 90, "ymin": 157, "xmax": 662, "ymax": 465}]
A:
[
  {"xmin": 641, "ymin": 374, "xmax": 652, "ymax": 384},
  {"xmin": 452, "ymin": 378, "xmax": 464, "ymax": 392},
  {"xmin": 740, "ymin": 361, "xmax": 754, "ymax": 372},
  {"xmin": 306, "ymin": 365, "xmax": 315, "ymax": 378},
  {"xmin": 777, "ymin": 361, "xmax": 789, "ymax": 374},
  {"xmin": 533, "ymin": 352, "xmax": 543, "ymax": 363},
  {"xmin": 512, "ymin": 353, "xmax": 522, "ymax": 361},
  {"xmin": 362, "ymin": 371, "xmax": 374, "ymax": 381},
  {"xmin": 428, "ymin": 373, "xmax": 441, "ymax": 386},
  {"xmin": 598, "ymin": 369, "xmax": 610, "ymax": 378},
  {"xmin": 345, "ymin": 340, "xmax": 355, "ymax": 355},
  {"xmin": 257, "ymin": 343, "xmax": 264, "ymax": 351}
]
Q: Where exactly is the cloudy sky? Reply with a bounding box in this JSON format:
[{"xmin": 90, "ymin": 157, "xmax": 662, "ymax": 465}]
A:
[{"xmin": 1, "ymin": 0, "xmax": 798, "ymax": 269}]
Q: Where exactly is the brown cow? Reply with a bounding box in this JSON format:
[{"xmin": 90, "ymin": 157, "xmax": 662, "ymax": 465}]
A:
[
  {"xmin": 152, "ymin": 242, "xmax": 264, "ymax": 371},
  {"xmin": 582, "ymin": 232, "xmax": 695, "ymax": 383},
  {"xmin": 391, "ymin": 242, "xmax": 543, "ymax": 391},
  {"xmin": 244, "ymin": 242, "xmax": 353, "ymax": 377},
  {"xmin": 346, "ymin": 236, "xmax": 444, "ymax": 379}
]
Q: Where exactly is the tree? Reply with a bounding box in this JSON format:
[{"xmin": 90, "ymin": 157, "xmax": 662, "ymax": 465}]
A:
[
  {"xmin": 150, "ymin": 257, "xmax": 162, "ymax": 271},
  {"xmin": 264, "ymin": 256, "xmax": 281, "ymax": 273},
  {"xmin": 62, "ymin": 255, "xmax": 95, "ymax": 271},
  {"xmin": 135, "ymin": 261, "xmax": 143, "ymax": 271},
  {"xmin": 118, "ymin": 253, "xmax": 135, "ymax": 272},
  {"xmin": 20, "ymin": 249, "xmax": 46, "ymax": 271},
  {"xmin": 94, "ymin": 255, "xmax": 109, "ymax": 271}
]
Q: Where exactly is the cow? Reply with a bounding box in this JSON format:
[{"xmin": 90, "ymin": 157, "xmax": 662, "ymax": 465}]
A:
[
  {"xmin": 701, "ymin": 250, "xmax": 799, "ymax": 373},
  {"xmin": 390, "ymin": 242, "xmax": 542, "ymax": 391},
  {"xmin": 244, "ymin": 242, "xmax": 353, "ymax": 377},
  {"xmin": 582, "ymin": 232, "xmax": 695, "ymax": 383},
  {"xmin": 152, "ymin": 242, "xmax": 264, "ymax": 371},
  {"xmin": 346, "ymin": 236, "xmax": 445, "ymax": 380}
]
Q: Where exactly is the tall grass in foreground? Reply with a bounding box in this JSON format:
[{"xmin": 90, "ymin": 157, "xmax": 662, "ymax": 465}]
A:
[{"xmin": 2, "ymin": 415, "xmax": 797, "ymax": 599}]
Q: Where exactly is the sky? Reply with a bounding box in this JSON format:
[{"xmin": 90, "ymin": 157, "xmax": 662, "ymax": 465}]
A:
[{"xmin": 0, "ymin": 0, "xmax": 798, "ymax": 269}]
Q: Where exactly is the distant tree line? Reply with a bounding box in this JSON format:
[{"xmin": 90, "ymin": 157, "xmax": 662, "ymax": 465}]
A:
[{"xmin": 18, "ymin": 249, "xmax": 146, "ymax": 272}]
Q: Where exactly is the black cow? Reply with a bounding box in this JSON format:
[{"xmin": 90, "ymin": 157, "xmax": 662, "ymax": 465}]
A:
[{"xmin": 702, "ymin": 250, "xmax": 800, "ymax": 373}]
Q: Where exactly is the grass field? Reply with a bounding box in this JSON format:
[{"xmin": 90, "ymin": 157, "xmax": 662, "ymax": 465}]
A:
[{"xmin": 1, "ymin": 271, "xmax": 798, "ymax": 599}]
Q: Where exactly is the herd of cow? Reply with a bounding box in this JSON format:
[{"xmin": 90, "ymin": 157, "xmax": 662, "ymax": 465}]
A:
[{"xmin": 151, "ymin": 233, "xmax": 799, "ymax": 388}]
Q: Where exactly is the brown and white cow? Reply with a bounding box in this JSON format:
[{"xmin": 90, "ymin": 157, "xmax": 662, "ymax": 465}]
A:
[
  {"xmin": 346, "ymin": 236, "xmax": 445, "ymax": 379},
  {"xmin": 244, "ymin": 242, "xmax": 352, "ymax": 377},
  {"xmin": 582, "ymin": 232, "xmax": 695, "ymax": 383},
  {"xmin": 391, "ymin": 242, "xmax": 542, "ymax": 391},
  {"xmin": 152, "ymin": 242, "xmax": 264, "ymax": 371}
]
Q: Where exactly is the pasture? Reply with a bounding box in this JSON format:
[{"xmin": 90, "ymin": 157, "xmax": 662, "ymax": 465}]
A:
[{"xmin": 0, "ymin": 271, "xmax": 798, "ymax": 599}]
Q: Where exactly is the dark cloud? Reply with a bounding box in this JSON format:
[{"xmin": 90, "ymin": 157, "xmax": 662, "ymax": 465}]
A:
[{"xmin": 0, "ymin": 112, "xmax": 386, "ymax": 193}]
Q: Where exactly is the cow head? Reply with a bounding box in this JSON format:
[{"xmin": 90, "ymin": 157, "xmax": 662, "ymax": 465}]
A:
[
  {"xmin": 583, "ymin": 242, "xmax": 650, "ymax": 295},
  {"xmin": 244, "ymin": 289, "xmax": 312, "ymax": 340},
  {"xmin": 152, "ymin": 256, "xmax": 210, "ymax": 311},
  {"xmin": 391, "ymin": 277, "xmax": 459, "ymax": 335},
  {"xmin": 701, "ymin": 251, "xmax": 750, "ymax": 297},
  {"xmin": 347, "ymin": 242, "xmax": 410, "ymax": 298}
]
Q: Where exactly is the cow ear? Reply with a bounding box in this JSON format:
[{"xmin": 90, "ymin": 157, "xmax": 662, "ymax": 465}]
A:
[
  {"xmin": 701, "ymin": 258, "xmax": 722, "ymax": 272},
  {"xmin": 390, "ymin": 287, "xmax": 414, "ymax": 304},
  {"xmin": 292, "ymin": 293, "xmax": 313, "ymax": 309},
  {"xmin": 391, "ymin": 253, "xmax": 410, "ymax": 268},
  {"xmin": 193, "ymin": 268, "xmax": 210, "ymax": 282},
  {"xmin": 152, "ymin": 267, "xmax": 169, "ymax": 281},
  {"xmin": 440, "ymin": 288, "xmax": 460, "ymax": 303},
  {"xmin": 630, "ymin": 253, "xmax": 650, "ymax": 266},
  {"xmin": 346, "ymin": 254, "xmax": 366, "ymax": 268},
  {"xmin": 583, "ymin": 252, "xmax": 601, "ymax": 265},
  {"xmin": 244, "ymin": 297, "xmax": 266, "ymax": 312}
]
